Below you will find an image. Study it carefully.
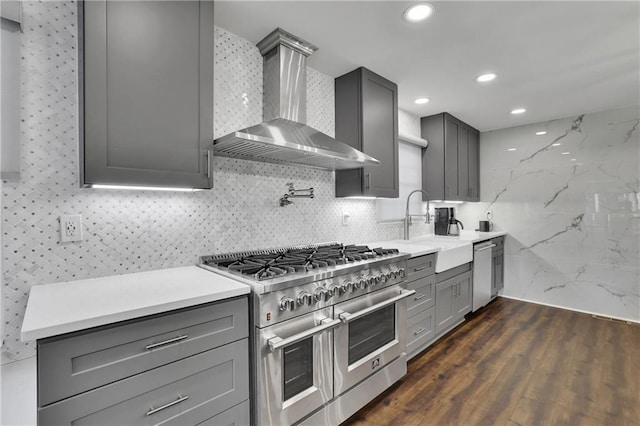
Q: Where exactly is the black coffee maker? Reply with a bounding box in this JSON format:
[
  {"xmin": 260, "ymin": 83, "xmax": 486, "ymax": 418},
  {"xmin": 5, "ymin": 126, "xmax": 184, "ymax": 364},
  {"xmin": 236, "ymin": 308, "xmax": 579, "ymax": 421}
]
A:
[{"xmin": 434, "ymin": 207, "xmax": 464, "ymax": 236}]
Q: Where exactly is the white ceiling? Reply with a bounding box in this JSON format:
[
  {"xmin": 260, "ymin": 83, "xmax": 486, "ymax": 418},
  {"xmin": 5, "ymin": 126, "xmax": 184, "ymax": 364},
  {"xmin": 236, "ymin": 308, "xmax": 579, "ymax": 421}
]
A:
[{"xmin": 214, "ymin": 1, "xmax": 639, "ymax": 132}]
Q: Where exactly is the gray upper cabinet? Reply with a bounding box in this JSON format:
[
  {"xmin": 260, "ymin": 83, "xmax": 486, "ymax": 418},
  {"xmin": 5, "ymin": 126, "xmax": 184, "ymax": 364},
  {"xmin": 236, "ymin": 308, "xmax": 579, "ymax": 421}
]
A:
[
  {"xmin": 335, "ymin": 67, "xmax": 399, "ymax": 198},
  {"xmin": 421, "ymin": 113, "xmax": 480, "ymax": 201},
  {"xmin": 80, "ymin": 1, "xmax": 214, "ymax": 189}
]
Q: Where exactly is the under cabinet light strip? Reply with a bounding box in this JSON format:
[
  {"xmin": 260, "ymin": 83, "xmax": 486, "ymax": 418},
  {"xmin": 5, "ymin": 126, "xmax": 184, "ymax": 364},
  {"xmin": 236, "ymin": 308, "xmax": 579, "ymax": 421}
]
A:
[{"xmin": 90, "ymin": 184, "xmax": 203, "ymax": 192}]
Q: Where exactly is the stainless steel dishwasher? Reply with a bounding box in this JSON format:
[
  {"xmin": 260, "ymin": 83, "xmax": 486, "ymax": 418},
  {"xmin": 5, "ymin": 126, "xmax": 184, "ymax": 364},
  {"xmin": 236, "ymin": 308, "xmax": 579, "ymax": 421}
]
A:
[{"xmin": 472, "ymin": 241, "xmax": 495, "ymax": 312}]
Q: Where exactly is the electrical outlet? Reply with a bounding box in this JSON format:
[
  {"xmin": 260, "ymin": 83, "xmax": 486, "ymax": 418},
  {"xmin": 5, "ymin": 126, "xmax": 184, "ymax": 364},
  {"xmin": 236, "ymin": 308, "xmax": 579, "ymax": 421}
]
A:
[{"xmin": 60, "ymin": 214, "xmax": 83, "ymax": 242}]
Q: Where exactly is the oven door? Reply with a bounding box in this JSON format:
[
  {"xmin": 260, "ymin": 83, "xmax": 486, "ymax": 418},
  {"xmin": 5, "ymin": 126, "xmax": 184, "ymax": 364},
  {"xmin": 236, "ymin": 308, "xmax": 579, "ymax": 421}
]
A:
[
  {"xmin": 256, "ymin": 307, "xmax": 339, "ymax": 426},
  {"xmin": 333, "ymin": 285, "xmax": 414, "ymax": 396}
]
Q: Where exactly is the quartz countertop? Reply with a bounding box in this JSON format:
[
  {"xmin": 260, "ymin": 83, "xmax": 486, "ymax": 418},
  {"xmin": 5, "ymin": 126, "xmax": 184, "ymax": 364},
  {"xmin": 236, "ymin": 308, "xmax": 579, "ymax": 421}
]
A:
[{"xmin": 21, "ymin": 266, "xmax": 250, "ymax": 341}]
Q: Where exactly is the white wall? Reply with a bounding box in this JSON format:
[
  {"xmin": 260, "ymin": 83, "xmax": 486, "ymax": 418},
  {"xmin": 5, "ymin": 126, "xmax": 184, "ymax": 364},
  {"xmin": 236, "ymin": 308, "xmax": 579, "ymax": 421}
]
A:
[{"xmin": 458, "ymin": 106, "xmax": 640, "ymax": 321}]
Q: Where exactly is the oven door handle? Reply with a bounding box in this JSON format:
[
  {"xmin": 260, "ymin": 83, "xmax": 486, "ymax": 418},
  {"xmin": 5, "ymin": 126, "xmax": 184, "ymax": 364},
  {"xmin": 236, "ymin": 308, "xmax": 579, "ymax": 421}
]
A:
[
  {"xmin": 267, "ymin": 318, "xmax": 342, "ymax": 352},
  {"xmin": 338, "ymin": 290, "xmax": 416, "ymax": 324}
]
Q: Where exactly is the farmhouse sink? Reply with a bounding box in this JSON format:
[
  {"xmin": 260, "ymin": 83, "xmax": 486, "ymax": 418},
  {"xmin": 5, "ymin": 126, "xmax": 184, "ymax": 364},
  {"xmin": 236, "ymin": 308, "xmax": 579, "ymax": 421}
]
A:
[{"xmin": 369, "ymin": 237, "xmax": 473, "ymax": 273}]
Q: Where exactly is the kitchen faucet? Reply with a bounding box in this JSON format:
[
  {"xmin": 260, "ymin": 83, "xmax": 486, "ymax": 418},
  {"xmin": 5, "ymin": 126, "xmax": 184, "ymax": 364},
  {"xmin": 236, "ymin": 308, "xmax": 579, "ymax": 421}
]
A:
[{"xmin": 404, "ymin": 189, "xmax": 430, "ymax": 240}]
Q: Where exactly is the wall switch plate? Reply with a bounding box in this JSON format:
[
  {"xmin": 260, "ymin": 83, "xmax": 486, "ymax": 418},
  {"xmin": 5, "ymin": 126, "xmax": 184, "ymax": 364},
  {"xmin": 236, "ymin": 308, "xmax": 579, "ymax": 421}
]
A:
[
  {"xmin": 60, "ymin": 214, "xmax": 83, "ymax": 242},
  {"xmin": 342, "ymin": 211, "xmax": 350, "ymax": 226}
]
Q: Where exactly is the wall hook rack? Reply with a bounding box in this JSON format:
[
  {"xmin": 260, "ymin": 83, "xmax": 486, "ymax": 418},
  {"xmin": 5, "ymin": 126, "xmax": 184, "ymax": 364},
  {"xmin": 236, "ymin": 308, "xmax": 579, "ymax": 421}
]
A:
[{"xmin": 280, "ymin": 182, "xmax": 314, "ymax": 207}]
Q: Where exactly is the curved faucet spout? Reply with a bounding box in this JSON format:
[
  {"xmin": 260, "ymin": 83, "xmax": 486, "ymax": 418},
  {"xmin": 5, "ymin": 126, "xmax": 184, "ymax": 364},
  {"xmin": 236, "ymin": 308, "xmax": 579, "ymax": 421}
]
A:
[{"xmin": 404, "ymin": 189, "xmax": 430, "ymax": 240}]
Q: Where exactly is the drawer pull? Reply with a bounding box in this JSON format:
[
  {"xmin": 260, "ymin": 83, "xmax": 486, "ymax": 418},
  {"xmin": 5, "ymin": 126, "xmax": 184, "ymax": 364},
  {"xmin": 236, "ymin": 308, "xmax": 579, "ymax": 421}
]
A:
[
  {"xmin": 145, "ymin": 334, "xmax": 189, "ymax": 350},
  {"xmin": 146, "ymin": 395, "xmax": 189, "ymax": 416},
  {"xmin": 414, "ymin": 328, "xmax": 426, "ymax": 335},
  {"xmin": 413, "ymin": 266, "xmax": 427, "ymax": 272},
  {"xmin": 414, "ymin": 294, "xmax": 426, "ymax": 301}
]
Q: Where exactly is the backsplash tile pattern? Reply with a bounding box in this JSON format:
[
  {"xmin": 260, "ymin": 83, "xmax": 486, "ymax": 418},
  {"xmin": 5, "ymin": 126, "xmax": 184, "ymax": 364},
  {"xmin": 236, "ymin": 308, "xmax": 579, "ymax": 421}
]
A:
[
  {"xmin": 1, "ymin": 5, "xmax": 402, "ymax": 363},
  {"xmin": 457, "ymin": 106, "xmax": 640, "ymax": 321}
]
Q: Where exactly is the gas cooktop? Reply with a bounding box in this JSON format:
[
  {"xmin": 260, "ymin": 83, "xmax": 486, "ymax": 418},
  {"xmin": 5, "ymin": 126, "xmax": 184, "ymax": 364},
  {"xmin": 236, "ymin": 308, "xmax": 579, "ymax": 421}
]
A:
[{"xmin": 201, "ymin": 243, "xmax": 400, "ymax": 281}]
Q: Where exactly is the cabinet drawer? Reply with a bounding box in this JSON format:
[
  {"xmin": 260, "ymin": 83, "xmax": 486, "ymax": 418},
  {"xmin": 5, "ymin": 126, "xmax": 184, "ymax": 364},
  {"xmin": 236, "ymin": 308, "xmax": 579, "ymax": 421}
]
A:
[
  {"xmin": 406, "ymin": 254, "xmax": 436, "ymax": 278},
  {"xmin": 197, "ymin": 400, "xmax": 250, "ymax": 426},
  {"xmin": 38, "ymin": 297, "xmax": 248, "ymax": 406},
  {"xmin": 407, "ymin": 274, "xmax": 435, "ymax": 314},
  {"xmin": 407, "ymin": 306, "xmax": 435, "ymax": 358},
  {"xmin": 39, "ymin": 339, "xmax": 249, "ymax": 425}
]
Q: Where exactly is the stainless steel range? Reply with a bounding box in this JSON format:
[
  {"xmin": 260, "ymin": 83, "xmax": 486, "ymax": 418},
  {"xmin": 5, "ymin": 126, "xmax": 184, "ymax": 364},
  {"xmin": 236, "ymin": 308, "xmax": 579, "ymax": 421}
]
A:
[{"xmin": 200, "ymin": 243, "xmax": 413, "ymax": 426}]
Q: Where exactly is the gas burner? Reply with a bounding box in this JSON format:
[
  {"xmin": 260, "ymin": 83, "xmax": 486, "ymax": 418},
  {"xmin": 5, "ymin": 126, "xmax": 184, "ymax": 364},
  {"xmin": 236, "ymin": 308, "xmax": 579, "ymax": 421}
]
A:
[{"xmin": 202, "ymin": 243, "xmax": 400, "ymax": 281}]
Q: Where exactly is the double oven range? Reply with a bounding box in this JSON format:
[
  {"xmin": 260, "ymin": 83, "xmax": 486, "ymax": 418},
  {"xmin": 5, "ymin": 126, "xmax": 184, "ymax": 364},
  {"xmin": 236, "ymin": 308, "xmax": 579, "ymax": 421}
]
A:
[{"xmin": 200, "ymin": 243, "xmax": 413, "ymax": 425}]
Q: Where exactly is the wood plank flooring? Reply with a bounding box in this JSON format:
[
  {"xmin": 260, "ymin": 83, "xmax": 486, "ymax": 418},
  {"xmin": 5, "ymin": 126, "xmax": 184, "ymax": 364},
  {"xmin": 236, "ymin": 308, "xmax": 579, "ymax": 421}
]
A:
[{"xmin": 343, "ymin": 297, "xmax": 640, "ymax": 426}]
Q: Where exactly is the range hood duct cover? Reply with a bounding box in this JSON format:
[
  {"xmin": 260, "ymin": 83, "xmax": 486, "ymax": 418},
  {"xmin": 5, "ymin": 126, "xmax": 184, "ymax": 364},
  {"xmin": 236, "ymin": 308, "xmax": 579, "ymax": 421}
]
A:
[{"xmin": 214, "ymin": 28, "xmax": 380, "ymax": 170}]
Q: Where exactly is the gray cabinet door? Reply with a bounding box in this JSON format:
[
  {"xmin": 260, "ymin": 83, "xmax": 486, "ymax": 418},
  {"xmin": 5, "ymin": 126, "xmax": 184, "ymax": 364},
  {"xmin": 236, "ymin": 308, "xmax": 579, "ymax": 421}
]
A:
[
  {"xmin": 443, "ymin": 116, "xmax": 459, "ymax": 200},
  {"xmin": 335, "ymin": 67, "xmax": 398, "ymax": 198},
  {"xmin": 39, "ymin": 339, "xmax": 249, "ymax": 426},
  {"xmin": 468, "ymin": 129, "xmax": 480, "ymax": 201},
  {"xmin": 435, "ymin": 278, "xmax": 456, "ymax": 335},
  {"xmin": 454, "ymin": 271, "xmax": 472, "ymax": 317},
  {"xmin": 407, "ymin": 305, "xmax": 435, "ymax": 359},
  {"xmin": 361, "ymin": 68, "xmax": 399, "ymax": 198},
  {"xmin": 81, "ymin": 1, "xmax": 214, "ymax": 189},
  {"xmin": 492, "ymin": 250, "xmax": 504, "ymax": 295},
  {"xmin": 421, "ymin": 113, "xmax": 480, "ymax": 202}
]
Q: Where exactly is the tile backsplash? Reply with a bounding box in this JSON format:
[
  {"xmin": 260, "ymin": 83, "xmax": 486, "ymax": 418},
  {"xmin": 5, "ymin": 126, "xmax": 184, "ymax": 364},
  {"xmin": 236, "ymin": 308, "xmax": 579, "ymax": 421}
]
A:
[
  {"xmin": 1, "ymin": 3, "xmax": 406, "ymax": 363},
  {"xmin": 457, "ymin": 106, "xmax": 639, "ymax": 322}
]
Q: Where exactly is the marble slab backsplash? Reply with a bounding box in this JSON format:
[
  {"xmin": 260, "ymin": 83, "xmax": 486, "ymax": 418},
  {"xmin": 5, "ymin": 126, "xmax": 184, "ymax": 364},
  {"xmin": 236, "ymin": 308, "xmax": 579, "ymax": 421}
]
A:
[
  {"xmin": 457, "ymin": 106, "xmax": 640, "ymax": 322},
  {"xmin": 1, "ymin": 3, "xmax": 415, "ymax": 363}
]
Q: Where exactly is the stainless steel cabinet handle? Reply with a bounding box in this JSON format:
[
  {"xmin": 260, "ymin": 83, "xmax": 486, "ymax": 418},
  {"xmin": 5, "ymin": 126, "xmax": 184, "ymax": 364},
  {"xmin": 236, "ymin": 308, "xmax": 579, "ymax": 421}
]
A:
[
  {"xmin": 365, "ymin": 174, "xmax": 370, "ymax": 190},
  {"xmin": 338, "ymin": 290, "xmax": 416, "ymax": 323},
  {"xmin": 146, "ymin": 395, "xmax": 189, "ymax": 416},
  {"xmin": 413, "ymin": 266, "xmax": 427, "ymax": 272},
  {"xmin": 414, "ymin": 294, "xmax": 426, "ymax": 301},
  {"xmin": 414, "ymin": 328, "xmax": 426, "ymax": 335},
  {"xmin": 267, "ymin": 318, "xmax": 341, "ymax": 351},
  {"xmin": 145, "ymin": 335, "xmax": 189, "ymax": 350},
  {"xmin": 475, "ymin": 244, "xmax": 496, "ymax": 252}
]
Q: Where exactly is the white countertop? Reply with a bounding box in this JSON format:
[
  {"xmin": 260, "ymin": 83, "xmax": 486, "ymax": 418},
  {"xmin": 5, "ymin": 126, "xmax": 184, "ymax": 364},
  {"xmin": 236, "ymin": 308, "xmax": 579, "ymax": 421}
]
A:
[{"xmin": 21, "ymin": 266, "xmax": 250, "ymax": 341}]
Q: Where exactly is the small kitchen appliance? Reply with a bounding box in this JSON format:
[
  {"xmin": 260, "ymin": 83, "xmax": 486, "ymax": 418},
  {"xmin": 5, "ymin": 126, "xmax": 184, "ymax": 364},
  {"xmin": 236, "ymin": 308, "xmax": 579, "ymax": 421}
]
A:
[
  {"xmin": 200, "ymin": 243, "xmax": 411, "ymax": 426},
  {"xmin": 435, "ymin": 207, "xmax": 464, "ymax": 236},
  {"xmin": 448, "ymin": 216, "xmax": 464, "ymax": 236}
]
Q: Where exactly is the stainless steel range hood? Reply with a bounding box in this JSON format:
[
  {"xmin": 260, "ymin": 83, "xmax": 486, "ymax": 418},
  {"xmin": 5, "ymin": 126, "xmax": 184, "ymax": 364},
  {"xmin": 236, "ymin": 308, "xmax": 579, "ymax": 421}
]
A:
[{"xmin": 214, "ymin": 28, "xmax": 380, "ymax": 170}]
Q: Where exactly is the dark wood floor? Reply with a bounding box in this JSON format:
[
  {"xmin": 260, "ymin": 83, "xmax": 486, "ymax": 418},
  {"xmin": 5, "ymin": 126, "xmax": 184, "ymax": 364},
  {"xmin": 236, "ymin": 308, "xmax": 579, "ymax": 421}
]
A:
[{"xmin": 344, "ymin": 297, "xmax": 640, "ymax": 426}]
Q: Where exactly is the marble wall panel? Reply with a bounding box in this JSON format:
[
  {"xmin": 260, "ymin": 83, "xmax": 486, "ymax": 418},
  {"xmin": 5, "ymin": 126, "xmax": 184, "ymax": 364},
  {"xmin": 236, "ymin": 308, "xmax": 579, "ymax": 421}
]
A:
[{"xmin": 458, "ymin": 105, "xmax": 640, "ymax": 321}]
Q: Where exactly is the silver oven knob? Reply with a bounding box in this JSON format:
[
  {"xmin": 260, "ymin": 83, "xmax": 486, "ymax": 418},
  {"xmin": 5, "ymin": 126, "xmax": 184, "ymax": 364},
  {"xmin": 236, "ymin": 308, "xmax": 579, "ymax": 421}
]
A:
[
  {"xmin": 385, "ymin": 271, "xmax": 393, "ymax": 280},
  {"xmin": 399, "ymin": 267, "xmax": 406, "ymax": 278},
  {"xmin": 314, "ymin": 288, "xmax": 331, "ymax": 302},
  {"xmin": 345, "ymin": 281, "xmax": 356, "ymax": 293},
  {"xmin": 279, "ymin": 296, "xmax": 295, "ymax": 312},
  {"xmin": 330, "ymin": 284, "xmax": 345, "ymax": 297},
  {"xmin": 367, "ymin": 276, "xmax": 376, "ymax": 287},
  {"xmin": 376, "ymin": 273, "xmax": 384, "ymax": 283},
  {"xmin": 297, "ymin": 291, "xmax": 313, "ymax": 306},
  {"xmin": 356, "ymin": 279, "xmax": 367, "ymax": 290}
]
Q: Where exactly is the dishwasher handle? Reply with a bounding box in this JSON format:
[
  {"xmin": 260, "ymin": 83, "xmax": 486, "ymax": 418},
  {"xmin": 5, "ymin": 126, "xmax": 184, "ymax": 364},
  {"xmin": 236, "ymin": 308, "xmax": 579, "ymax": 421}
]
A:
[{"xmin": 475, "ymin": 243, "xmax": 496, "ymax": 253}]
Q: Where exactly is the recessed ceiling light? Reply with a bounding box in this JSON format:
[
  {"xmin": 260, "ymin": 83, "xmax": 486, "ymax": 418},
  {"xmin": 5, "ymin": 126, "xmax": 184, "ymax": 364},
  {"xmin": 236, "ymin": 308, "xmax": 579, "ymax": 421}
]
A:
[
  {"xmin": 511, "ymin": 108, "xmax": 526, "ymax": 115},
  {"xmin": 552, "ymin": 143, "xmax": 561, "ymax": 146},
  {"xmin": 476, "ymin": 73, "xmax": 496, "ymax": 83},
  {"xmin": 562, "ymin": 152, "xmax": 570, "ymax": 155},
  {"xmin": 536, "ymin": 131, "xmax": 547, "ymax": 135},
  {"xmin": 403, "ymin": 3, "xmax": 435, "ymax": 22},
  {"xmin": 414, "ymin": 97, "xmax": 430, "ymax": 104},
  {"xmin": 570, "ymin": 158, "xmax": 577, "ymax": 161},
  {"xmin": 507, "ymin": 148, "xmax": 517, "ymax": 151}
]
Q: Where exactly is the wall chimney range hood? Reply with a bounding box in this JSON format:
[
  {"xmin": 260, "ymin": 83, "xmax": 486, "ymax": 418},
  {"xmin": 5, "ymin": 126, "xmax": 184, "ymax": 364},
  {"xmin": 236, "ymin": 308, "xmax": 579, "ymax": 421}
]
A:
[{"xmin": 214, "ymin": 28, "xmax": 380, "ymax": 170}]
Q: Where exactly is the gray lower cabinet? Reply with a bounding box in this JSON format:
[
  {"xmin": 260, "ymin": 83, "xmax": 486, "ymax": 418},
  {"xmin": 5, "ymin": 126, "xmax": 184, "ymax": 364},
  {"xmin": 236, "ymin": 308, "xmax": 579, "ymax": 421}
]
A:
[
  {"xmin": 37, "ymin": 297, "xmax": 249, "ymax": 426},
  {"xmin": 405, "ymin": 254, "xmax": 436, "ymax": 360},
  {"xmin": 335, "ymin": 67, "xmax": 399, "ymax": 198},
  {"xmin": 491, "ymin": 236, "xmax": 505, "ymax": 296},
  {"xmin": 80, "ymin": 0, "xmax": 214, "ymax": 189},
  {"xmin": 435, "ymin": 264, "xmax": 473, "ymax": 336}
]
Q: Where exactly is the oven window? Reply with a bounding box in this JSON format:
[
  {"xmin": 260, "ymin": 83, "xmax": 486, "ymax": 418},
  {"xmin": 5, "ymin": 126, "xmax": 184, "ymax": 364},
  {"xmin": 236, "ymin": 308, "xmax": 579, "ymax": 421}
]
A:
[
  {"xmin": 348, "ymin": 304, "xmax": 396, "ymax": 365},
  {"xmin": 283, "ymin": 337, "xmax": 314, "ymax": 401}
]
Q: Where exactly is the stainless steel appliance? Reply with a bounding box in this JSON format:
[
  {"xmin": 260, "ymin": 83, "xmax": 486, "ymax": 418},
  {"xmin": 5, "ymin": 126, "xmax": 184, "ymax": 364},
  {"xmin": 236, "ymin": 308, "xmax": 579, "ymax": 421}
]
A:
[
  {"xmin": 214, "ymin": 28, "xmax": 379, "ymax": 171},
  {"xmin": 200, "ymin": 243, "xmax": 412, "ymax": 426},
  {"xmin": 472, "ymin": 241, "xmax": 495, "ymax": 312},
  {"xmin": 434, "ymin": 207, "xmax": 464, "ymax": 236}
]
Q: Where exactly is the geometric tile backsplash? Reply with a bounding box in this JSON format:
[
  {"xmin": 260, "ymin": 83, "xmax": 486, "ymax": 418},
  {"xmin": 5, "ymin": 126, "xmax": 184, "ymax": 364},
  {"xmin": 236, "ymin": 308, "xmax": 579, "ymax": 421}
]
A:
[{"xmin": 1, "ymin": 3, "xmax": 407, "ymax": 363}]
